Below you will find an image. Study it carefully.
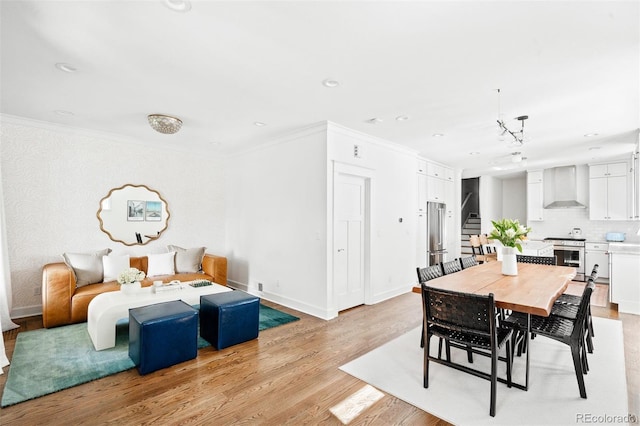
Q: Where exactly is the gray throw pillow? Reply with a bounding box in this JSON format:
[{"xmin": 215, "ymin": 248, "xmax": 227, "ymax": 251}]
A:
[
  {"xmin": 167, "ymin": 245, "xmax": 206, "ymax": 273},
  {"xmin": 62, "ymin": 248, "xmax": 112, "ymax": 287}
]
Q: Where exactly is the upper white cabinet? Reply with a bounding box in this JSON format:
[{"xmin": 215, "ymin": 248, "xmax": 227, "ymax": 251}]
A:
[
  {"xmin": 426, "ymin": 161, "xmax": 454, "ymax": 202},
  {"xmin": 417, "ymin": 158, "xmax": 427, "ymax": 175},
  {"xmin": 417, "ymin": 173, "xmax": 427, "ymax": 212},
  {"xmin": 589, "ymin": 162, "xmax": 630, "ymax": 220},
  {"xmin": 426, "ymin": 162, "xmax": 454, "ymax": 182},
  {"xmin": 527, "ymin": 170, "xmax": 544, "ymax": 221}
]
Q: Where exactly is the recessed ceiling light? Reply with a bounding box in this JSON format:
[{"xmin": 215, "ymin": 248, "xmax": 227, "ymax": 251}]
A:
[
  {"xmin": 366, "ymin": 118, "xmax": 383, "ymax": 124},
  {"xmin": 164, "ymin": 0, "xmax": 191, "ymax": 12},
  {"xmin": 54, "ymin": 110, "xmax": 74, "ymax": 116},
  {"xmin": 395, "ymin": 115, "xmax": 409, "ymax": 121},
  {"xmin": 432, "ymin": 133, "xmax": 444, "ymax": 137},
  {"xmin": 254, "ymin": 121, "xmax": 266, "ymax": 127},
  {"xmin": 584, "ymin": 133, "xmax": 599, "ymax": 137},
  {"xmin": 322, "ymin": 79, "xmax": 340, "ymax": 88},
  {"xmin": 469, "ymin": 151, "xmax": 480, "ymax": 155},
  {"xmin": 55, "ymin": 63, "xmax": 77, "ymax": 73}
]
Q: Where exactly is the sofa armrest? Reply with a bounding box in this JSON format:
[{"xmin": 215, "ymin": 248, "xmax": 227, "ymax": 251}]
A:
[
  {"xmin": 202, "ymin": 254, "xmax": 227, "ymax": 285},
  {"xmin": 42, "ymin": 262, "xmax": 76, "ymax": 328}
]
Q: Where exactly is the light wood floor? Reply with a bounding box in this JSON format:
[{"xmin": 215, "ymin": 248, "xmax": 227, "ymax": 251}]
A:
[{"xmin": 1, "ymin": 290, "xmax": 637, "ymax": 425}]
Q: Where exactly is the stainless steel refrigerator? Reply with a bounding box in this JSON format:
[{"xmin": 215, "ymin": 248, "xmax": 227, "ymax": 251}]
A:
[{"xmin": 426, "ymin": 201, "xmax": 447, "ymax": 266}]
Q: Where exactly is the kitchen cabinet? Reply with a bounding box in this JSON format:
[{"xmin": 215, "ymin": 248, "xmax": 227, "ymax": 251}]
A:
[
  {"xmin": 589, "ymin": 162, "xmax": 629, "ymax": 220},
  {"xmin": 609, "ymin": 243, "xmax": 640, "ymax": 315},
  {"xmin": 426, "ymin": 162, "xmax": 453, "ymax": 181},
  {"xmin": 527, "ymin": 170, "xmax": 544, "ymax": 221},
  {"xmin": 425, "ymin": 161, "xmax": 453, "ymax": 203},
  {"xmin": 416, "ymin": 211, "xmax": 427, "ymax": 269},
  {"xmin": 426, "ymin": 175, "xmax": 446, "ymax": 202},
  {"xmin": 417, "ymin": 173, "xmax": 427, "ymax": 212},
  {"xmin": 417, "ymin": 158, "xmax": 427, "ymax": 175},
  {"xmin": 585, "ymin": 242, "xmax": 609, "ymax": 282}
]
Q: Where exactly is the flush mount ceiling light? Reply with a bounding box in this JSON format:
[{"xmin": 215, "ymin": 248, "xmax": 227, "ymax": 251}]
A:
[
  {"xmin": 584, "ymin": 133, "xmax": 599, "ymax": 137},
  {"xmin": 496, "ymin": 89, "xmax": 528, "ymax": 146},
  {"xmin": 367, "ymin": 118, "xmax": 383, "ymax": 124},
  {"xmin": 253, "ymin": 121, "xmax": 267, "ymax": 127},
  {"xmin": 55, "ymin": 63, "xmax": 77, "ymax": 73},
  {"xmin": 432, "ymin": 133, "xmax": 444, "ymax": 137},
  {"xmin": 395, "ymin": 115, "xmax": 409, "ymax": 121},
  {"xmin": 147, "ymin": 114, "xmax": 183, "ymax": 134},
  {"xmin": 164, "ymin": 0, "xmax": 192, "ymax": 12},
  {"xmin": 322, "ymin": 79, "xmax": 340, "ymax": 88}
]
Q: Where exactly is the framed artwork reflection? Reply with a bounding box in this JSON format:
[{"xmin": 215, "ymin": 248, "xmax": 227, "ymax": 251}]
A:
[
  {"xmin": 145, "ymin": 201, "xmax": 162, "ymax": 221},
  {"xmin": 127, "ymin": 200, "xmax": 145, "ymax": 221}
]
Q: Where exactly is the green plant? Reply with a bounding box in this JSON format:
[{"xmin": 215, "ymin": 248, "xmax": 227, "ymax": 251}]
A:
[{"xmin": 488, "ymin": 218, "xmax": 532, "ymax": 252}]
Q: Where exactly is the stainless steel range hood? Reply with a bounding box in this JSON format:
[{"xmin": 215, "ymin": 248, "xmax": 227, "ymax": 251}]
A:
[{"xmin": 544, "ymin": 166, "xmax": 586, "ymax": 209}]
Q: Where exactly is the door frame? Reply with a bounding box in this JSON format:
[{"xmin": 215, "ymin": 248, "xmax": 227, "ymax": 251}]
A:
[{"xmin": 329, "ymin": 161, "xmax": 373, "ymax": 315}]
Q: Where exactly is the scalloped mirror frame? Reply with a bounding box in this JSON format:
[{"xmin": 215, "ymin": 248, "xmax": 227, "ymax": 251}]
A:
[{"xmin": 97, "ymin": 184, "xmax": 170, "ymax": 246}]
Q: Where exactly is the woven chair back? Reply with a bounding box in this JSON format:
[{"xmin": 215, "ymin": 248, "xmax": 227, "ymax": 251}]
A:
[
  {"xmin": 572, "ymin": 279, "xmax": 595, "ymax": 340},
  {"xmin": 416, "ymin": 264, "xmax": 444, "ymax": 283},
  {"xmin": 589, "ymin": 264, "xmax": 599, "ymax": 281},
  {"xmin": 441, "ymin": 259, "xmax": 462, "ymax": 275},
  {"xmin": 469, "ymin": 235, "xmax": 485, "ymax": 255},
  {"xmin": 478, "ymin": 234, "xmax": 495, "ymax": 253},
  {"xmin": 423, "ymin": 285, "xmax": 495, "ymax": 336},
  {"xmin": 515, "ymin": 255, "xmax": 556, "ymax": 265},
  {"xmin": 459, "ymin": 255, "xmax": 478, "ymax": 270}
]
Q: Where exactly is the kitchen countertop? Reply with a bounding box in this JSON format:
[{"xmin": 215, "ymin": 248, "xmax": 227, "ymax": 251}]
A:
[
  {"xmin": 608, "ymin": 243, "xmax": 640, "ymax": 255},
  {"xmin": 520, "ymin": 241, "xmax": 554, "ymax": 249}
]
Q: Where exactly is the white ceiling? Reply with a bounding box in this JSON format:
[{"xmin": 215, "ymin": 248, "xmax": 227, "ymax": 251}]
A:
[{"xmin": 1, "ymin": 1, "xmax": 638, "ymax": 178}]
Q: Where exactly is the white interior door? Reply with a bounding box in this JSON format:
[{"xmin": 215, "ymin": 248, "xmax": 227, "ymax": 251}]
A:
[{"xmin": 334, "ymin": 173, "xmax": 366, "ymax": 311}]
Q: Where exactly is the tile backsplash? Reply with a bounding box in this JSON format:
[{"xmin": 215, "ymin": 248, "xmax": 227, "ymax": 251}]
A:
[{"xmin": 526, "ymin": 208, "xmax": 640, "ymax": 243}]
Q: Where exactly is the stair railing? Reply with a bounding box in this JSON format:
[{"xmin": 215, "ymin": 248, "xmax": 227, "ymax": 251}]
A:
[{"xmin": 461, "ymin": 192, "xmax": 473, "ymax": 228}]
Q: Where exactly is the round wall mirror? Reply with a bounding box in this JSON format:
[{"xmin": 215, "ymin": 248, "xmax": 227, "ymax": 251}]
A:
[{"xmin": 97, "ymin": 184, "xmax": 170, "ymax": 246}]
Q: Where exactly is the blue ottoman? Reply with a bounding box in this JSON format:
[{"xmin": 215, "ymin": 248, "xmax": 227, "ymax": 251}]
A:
[
  {"xmin": 129, "ymin": 300, "xmax": 198, "ymax": 375},
  {"xmin": 200, "ymin": 291, "xmax": 260, "ymax": 350}
]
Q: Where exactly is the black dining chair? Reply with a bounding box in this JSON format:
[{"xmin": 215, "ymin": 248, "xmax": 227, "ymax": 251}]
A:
[
  {"xmin": 422, "ymin": 285, "xmax": 513, "ymax": 417},
  {"xmin": 459, "ymin": 255, "xmax": 479, "ymax": 270},
  {"xmin": 416, "ymin": 265, "xmax": 445, "ymax": 354},
  {"xmin": 504, "ymin": 279, "xmax": 595, "ymax": 399},
  {"xmin": 515, "ymin": 255, "xmax": 557, "ymax": 265},
  {"xmin": 441, "ymin": 259, "xmax": 462, "ymax": 275},
  {"xmin": 552, "ymin": 264, "xmax": 599, "ymax": 352}
]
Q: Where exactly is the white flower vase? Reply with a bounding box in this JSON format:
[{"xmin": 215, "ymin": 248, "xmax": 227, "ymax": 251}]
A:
[
  {"xmin": 121, "ymin": 281, "xmax": 141, "ymax": 294},
  {"xmin": 501, "ymin": 247, "xmax": 518, "ymax": 276}
]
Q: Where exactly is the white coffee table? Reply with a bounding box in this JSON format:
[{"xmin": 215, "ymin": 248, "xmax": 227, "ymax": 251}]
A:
[{"xmin": 87, "ymin": 281, "xmax": 233, "ymax": 351}]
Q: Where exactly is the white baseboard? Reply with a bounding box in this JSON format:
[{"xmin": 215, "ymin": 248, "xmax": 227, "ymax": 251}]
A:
[
  {"xmin": 11, "ymin": 304, "xmax": 42, "ymax": 320},
  {"xmin": 227, "ymin": 280, "xmax": 337, "ymax": 320}
]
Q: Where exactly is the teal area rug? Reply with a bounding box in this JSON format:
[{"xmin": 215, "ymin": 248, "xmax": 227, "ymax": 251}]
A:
[{"xmin": 1, "ymin": 304, "xmax": 298, "ymax": 407}]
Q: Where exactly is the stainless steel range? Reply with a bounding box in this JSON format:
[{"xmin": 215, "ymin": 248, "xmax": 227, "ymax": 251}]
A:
[{"xmin": 543, "ymin": 237, "xmax": 586, "ymax": 281}]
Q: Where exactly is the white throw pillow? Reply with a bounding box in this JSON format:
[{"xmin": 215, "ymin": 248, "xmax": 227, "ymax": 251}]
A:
[
  {"xmin": 102, "ymin": 254, "xmax": 131, "ymax": 282},
  {"xmin": 146, "ymin": 252, "xmax": 176, "ymax": 276},
  {"xmin": 167, "ymin": 245, "xmax": 206, "ymax": 273},
  {"xmin": 62, "ymin": 248, "xmax": 112, "ymax": 287}
]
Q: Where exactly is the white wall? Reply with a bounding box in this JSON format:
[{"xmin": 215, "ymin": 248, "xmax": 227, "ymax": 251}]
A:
[
  {"xmin": 225, "ymin": 123, "xmax": 330, "ymax": 317},
  {"xmin": 327, "ymin": 123, "xmax": 417, "ymax": 308},
  {"xmin": 478, "ymin": 176, "xmax": 504, "ymax": 233},
  {"xmin": 226, "ymin": 121, "xmax": 418, "ymax": 319},
  {"xmin": 502, "ymin": 176, "xmax": 527, "ymax": 225},
  {"xmin": 0, "ymin": 116, "xmax": 226, "ymax": 318}
]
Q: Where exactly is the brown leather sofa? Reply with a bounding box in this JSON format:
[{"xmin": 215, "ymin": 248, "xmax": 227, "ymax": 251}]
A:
[{"xmin": 41, "ymin": 254, "xmax": 227, "ymax": 328}]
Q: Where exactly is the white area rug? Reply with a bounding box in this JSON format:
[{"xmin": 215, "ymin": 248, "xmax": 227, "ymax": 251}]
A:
[{"xmin": 340, "ymin": 317, "xmax": 629, "ymax": 425}]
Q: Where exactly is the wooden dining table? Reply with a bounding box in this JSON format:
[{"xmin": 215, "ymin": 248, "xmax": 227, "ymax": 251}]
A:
[{"xmin": 413, "ymin": 260, "xmax": 577, "ymax": 390}]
